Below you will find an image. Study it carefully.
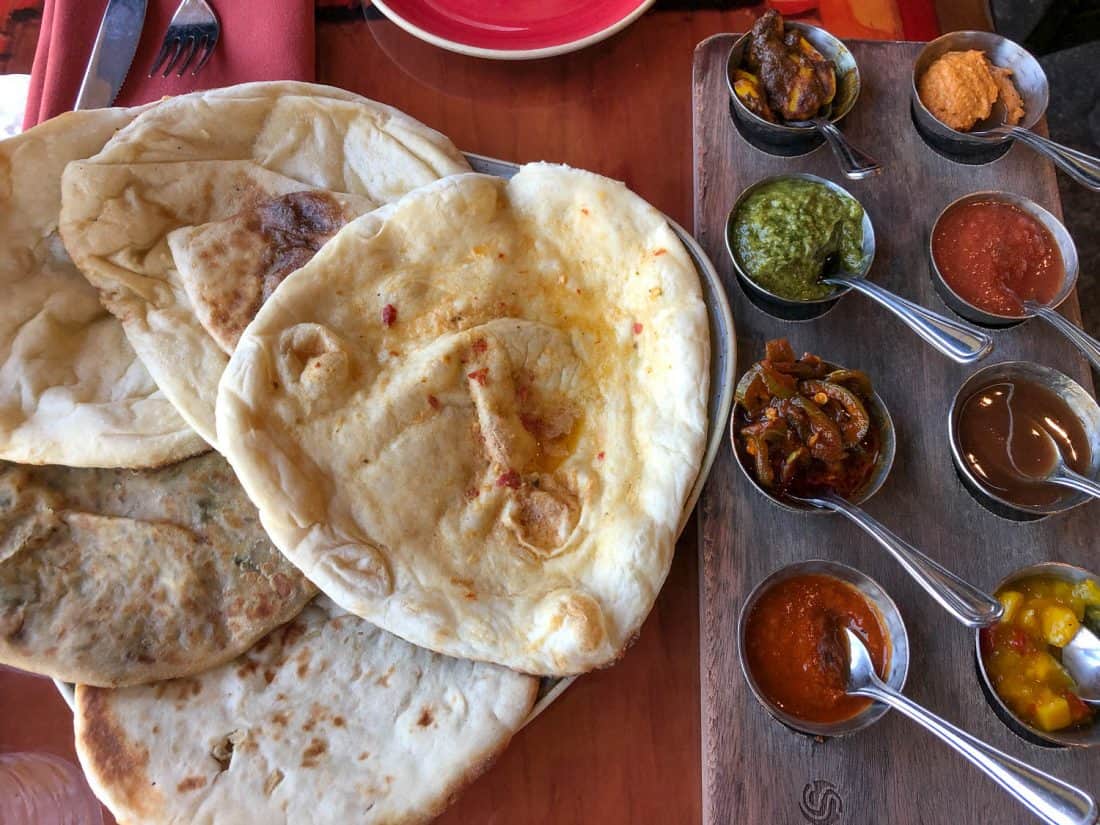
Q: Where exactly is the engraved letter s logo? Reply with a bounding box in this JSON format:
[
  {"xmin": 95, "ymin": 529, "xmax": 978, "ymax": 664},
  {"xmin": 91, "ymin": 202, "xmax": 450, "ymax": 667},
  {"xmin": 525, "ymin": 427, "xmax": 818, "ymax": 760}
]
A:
[{"xmin": 799, "ymin": 779, "xmax": 843, "ymax": 825}]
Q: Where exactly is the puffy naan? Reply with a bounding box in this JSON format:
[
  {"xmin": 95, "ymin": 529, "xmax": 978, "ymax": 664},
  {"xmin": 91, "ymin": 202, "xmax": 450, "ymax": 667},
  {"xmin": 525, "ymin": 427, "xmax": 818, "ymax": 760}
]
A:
[
  {"xmin": 217, "ymin": 165, "xmax": 710, "ymax": 675},
  {"xmin": 75, "ymin": 597, "xmax": 538, "ymax": 825},
  {"xmin": 0, "ymin": 107, "xmax": 205, "ymax": 468},
  {"xmin": 0, "ymin": 453, "xmax": 315, "ymax": 686},
  {"xmin": 59, "ymin": 81, "xmax": 471, "ymax": 447}
]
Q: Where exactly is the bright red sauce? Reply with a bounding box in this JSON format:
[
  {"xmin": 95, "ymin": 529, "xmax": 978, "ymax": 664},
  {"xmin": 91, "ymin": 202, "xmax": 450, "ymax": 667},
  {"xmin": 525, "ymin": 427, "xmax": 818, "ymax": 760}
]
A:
[
  {"xmin": 932, "ymin": 200, "xmax": 1064, "ymax": 317},
  {"xmin": 744, "ymin": 574, "xmax": 890, "ymax": 724}
]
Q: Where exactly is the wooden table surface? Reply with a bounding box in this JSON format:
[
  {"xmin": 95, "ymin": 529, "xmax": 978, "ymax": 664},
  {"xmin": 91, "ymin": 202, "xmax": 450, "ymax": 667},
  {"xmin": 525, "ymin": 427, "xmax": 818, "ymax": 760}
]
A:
[{"xmin": 0, "ymin": 3, "xmax": 1000, "ymax": 823}]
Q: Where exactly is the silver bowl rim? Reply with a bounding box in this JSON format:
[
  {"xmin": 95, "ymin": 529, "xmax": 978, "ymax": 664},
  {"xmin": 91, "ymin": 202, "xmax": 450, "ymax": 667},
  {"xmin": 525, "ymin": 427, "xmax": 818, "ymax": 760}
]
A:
[
  {"xmin": 910, "ymin": 29, "xmax": 1050, "ymax": 141},
  {"xmin": 928, "ymin": 190, "xmax": 1080, "ymax": 324},
  {"xmin": 725, "ymin": 172, "xmax": 875, "ymax": 307},
  {"xmin": 725, "ymin": 20, "xmax": 862, "ymax": 135},
  {"xmin": 737, "ymin": 558, "xmax": 911, "ymax": 738},
  {"xmin": 730, "ymin": 356, "xmax": 896, "ymax": 515},
  {"xmin": 947, "ymin": 360, "xmax": 1100, "ymax": 516},
  {"xmin": 973, "ymin": 560, "xmax": 1100, "ymax": 748}
]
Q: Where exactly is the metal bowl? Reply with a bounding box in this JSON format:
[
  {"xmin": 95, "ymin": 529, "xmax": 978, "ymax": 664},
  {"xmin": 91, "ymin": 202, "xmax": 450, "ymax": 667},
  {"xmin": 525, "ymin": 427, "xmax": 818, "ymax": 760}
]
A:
[
  {"xmin": 726, "ymin": 173, "xmax": 875, "ymax": 321},
  {"xmin": 974, "ymin": 561, "xmax": 1100, "ymax": 748},
  {"xmin": 911, "ymin": 31, "xmax": 1049, "ymax": 165},
  {"xmin": 730, "ymin": 358, "xmax": 896, "ymax": 514},
  {"xmin": 948, "ymin": 361, "xmax": 1100, "ymax": 521},
  {"xmin": 726, "ymin": 21, "xmax": 861, "ymax": 157},
  {"xmin": 738, "ymin": 559, "xmax": 910, "ymax": 737},
  {"xmin": 929, "ymin": 191, "xmax": 1079, "ymax": 329}
]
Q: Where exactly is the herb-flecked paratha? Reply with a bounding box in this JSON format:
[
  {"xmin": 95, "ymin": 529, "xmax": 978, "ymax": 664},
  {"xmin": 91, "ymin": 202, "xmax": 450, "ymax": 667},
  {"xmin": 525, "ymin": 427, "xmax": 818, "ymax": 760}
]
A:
[{"xmin": 0, "ymin": 453, "xmax": 315, "ymax": 686}]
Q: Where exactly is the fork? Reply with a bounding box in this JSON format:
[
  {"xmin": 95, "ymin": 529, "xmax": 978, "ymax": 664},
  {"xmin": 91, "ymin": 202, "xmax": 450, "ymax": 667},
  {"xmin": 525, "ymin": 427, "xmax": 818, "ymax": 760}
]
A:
[{"xmin": 149, "ymin": 0, "xmax": 220, "ymax": 78}]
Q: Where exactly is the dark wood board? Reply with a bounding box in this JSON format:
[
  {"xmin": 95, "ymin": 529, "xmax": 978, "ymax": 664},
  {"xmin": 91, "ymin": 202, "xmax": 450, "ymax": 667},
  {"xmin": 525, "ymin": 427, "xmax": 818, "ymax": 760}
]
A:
[{"xmin": 694, "ymin": 36, "xmax": 1099, "ymax": 825}]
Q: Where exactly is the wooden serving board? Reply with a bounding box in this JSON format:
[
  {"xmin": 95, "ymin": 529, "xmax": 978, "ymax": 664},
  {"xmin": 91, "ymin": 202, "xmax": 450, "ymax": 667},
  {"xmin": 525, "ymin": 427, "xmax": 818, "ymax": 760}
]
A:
[{"xmin": 694, "ymin": 36, "xmax": 1099, "ymax": 825}]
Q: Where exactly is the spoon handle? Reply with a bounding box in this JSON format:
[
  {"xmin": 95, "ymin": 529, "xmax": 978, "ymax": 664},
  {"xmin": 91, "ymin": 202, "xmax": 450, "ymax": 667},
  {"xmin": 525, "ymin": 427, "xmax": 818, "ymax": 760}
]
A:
[
  {"xmin": 1005, "ymin": 127, "xmax": 1100, "ymax": 192},
  {"xmin": 1049, "ymin": 468, "xmax": 1100, "ymax": 500},
  {"xmin": 816, "ymin": 493, "xmax": 1003, "ymax": 627},
  {"xmin": 1027, "ymin": 303, "xmax": 1100, "ymax": 372},
  {"xmin": 814, "ymin": 117, "xmax": 882, "ymax": 180},
  {"xmin": 855, "ymin": 682, "xmax": 1098, "ymax": 825},
  {"xmin": 824, "ymin": 276, "xmax": 994, "ymax": 364}
]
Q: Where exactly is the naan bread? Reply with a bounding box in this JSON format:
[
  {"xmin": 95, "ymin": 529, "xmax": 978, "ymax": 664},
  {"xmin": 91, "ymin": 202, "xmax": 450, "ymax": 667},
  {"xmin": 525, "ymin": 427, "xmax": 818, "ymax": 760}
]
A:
[
  {"xmin": 59, "ymin": 81, "xmax": 471, "ymax": 447},
  {"xmin": 217, "ymin": 165, "xmax": 710, "ymax": 675},
  {"xmin": 0, "ymin": 108, "xmax": 205, "ymax": 467},
  {"xmin": 75, "ymin": 597, "xmax": 538, "ymax": 825},
  {"xmin": 0, "ymin": 454, "xmax": 315, "ymax": 686}
]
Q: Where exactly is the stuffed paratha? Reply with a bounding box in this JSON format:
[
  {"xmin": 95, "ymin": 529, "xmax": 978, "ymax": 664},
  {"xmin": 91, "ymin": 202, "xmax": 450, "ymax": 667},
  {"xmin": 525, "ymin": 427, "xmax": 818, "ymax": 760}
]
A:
[
  {"xmin": 0, "ymin": 107, "xmax": 204, "ymax": 468},
  {"xmin": 59, "ymin": 81, "xmax": 471, "ymax": 447},
  {"xmin": 75, "ymin": 597, "xmax": 538, "ymax": 825},
  {"xmin": 0, "ymin": 453, "xmax": 315, "ymax": 686},
  {"xmin": 216, "ymin": 165, "xmax": 709, "ymax": 675}
]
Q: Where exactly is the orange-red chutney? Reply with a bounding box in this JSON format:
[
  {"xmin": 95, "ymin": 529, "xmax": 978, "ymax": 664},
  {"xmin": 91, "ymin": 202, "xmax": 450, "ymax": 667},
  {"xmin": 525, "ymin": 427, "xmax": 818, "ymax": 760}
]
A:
[
  {"xmin": 744, "ymin": 574, "xmax": 889, "ymax": 724},
  {"xmin": 932, "ymin": 200, "xmax": 1063, "ymax": 317}
]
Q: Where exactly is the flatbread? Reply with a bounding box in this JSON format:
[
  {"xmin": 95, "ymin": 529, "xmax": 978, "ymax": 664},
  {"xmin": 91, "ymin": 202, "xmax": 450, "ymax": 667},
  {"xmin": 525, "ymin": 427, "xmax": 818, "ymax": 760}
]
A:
[
  {"xmin": 0, "ymin": 453, "xmax": 315, "ymax": 686},
  {"xmin": 74, "ymin": 597, "xmax": 538, "ymax": 825},
  {"xmin": 216, "ymin": 165, "xmax": 710, "ymax": 675},
  {"xmin": 59, "ymin": 81, "xmax": 471, "ymax": 448},
  {"xmin": 0, "ymin": 107, "xmax": 205, "ymax": 468}
]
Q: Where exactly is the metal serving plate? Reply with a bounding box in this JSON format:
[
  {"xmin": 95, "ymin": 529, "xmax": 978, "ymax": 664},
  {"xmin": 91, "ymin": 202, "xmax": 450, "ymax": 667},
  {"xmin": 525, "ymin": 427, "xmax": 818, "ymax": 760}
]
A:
[{"xmin": 54, "ymin": 154, "xmax": 736, "ymax": 725}]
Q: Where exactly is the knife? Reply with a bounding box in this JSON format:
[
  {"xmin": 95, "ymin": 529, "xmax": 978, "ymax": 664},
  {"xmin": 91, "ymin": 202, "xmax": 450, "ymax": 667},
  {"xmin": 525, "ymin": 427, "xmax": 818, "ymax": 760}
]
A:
[{"xmin": 74, "ymin": 0, "xmax": 148, "ymax": 110}]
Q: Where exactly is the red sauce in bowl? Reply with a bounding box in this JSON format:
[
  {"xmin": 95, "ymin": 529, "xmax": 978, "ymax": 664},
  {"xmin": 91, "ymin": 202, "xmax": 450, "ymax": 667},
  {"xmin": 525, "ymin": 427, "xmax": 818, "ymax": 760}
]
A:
[
  {"xmin": 743, "ymin": 574, "xmax": 890, "ymax": 724},
  {"xmin": 932, "ymin": 200, "xmax": 1064, "ymax": 317}
]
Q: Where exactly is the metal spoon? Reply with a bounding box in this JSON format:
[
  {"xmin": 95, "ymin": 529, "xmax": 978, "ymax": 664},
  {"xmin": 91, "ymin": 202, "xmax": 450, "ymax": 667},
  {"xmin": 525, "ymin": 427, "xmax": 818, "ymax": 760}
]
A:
[
  {"xmin": 821, "ymin": 274, "xmax": 994, "ymax": 364},
  {"xmin": 788, "ymin": 102, "xmax": 882, "ymax": 180},
  {"xmin": 970, "ymin": 124, "xmax": 1100, "ymax": 193},
  {"xmin": 844, "ymin": 629, "xmax": 1098, "ymax": 825},
  {"xmin": 1062, "ymin": 625, "xmax": 1100, "ymax": 706},
  {"xmin": 1023, "ymin": 299, "xmax": 1100, "ymax": 373},
  {"xmin": 789, "ymin": 490, "xmax": 1004, "ymax": 627}
]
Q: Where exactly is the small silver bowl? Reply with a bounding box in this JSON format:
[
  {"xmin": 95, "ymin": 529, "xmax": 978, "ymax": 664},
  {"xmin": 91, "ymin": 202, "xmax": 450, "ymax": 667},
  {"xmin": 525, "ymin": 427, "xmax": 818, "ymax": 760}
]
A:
[
  {"xmin": 738, "ymin": 559, "xmax": 910, "ymax": 737},
  {"xmin": 975, "ymin": 561, "xmax": 1100, "ymax": 748},
  {"xmin": 730, "ymin": 357, "xmax": 896, "ymax": 513},
  {"xmin": 911, "ymin": 31, "xmax": 1049, "ymax": 165},
  {"xmin": 726, "ymin": 21, "xmax": 861, "ymax": 158},
  {"xmin": 948, "ymin": 361, "xmax": 1100, "ymax": 521},
  {"xmin": 929, "ymin": 190, "xmax": 1079, "ymax": 329},
  {"xmin": 726, "ymin": 173, "xmax": 875, "ymax": 321}
]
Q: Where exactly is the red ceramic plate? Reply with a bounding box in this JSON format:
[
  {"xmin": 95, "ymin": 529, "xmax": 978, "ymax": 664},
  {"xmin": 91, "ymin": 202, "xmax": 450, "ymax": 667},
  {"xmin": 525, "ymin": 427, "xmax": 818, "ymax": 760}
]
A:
[{"xmin": 370, "ymin": 0, "xmax": 656, "ymax": 59}]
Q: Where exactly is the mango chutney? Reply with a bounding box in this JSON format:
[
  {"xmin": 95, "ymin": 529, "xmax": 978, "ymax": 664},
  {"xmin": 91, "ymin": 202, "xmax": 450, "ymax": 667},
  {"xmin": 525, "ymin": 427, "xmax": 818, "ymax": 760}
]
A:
[{"xmin": 980, "ymin": 575, "xmax": 1100, "ymax": 732}]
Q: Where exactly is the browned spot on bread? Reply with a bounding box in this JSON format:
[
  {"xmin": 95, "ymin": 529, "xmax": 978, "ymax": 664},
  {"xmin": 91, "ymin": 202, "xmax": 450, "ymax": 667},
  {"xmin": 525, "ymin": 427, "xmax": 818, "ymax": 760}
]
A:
[
  {"xmin": 333, "ymin": 716, "xmax": 346, "ymax": 727},
  {"xmin": 271, "ymin": 711, "xmax": 289, "ymax": 727},
  {"xmin": 358, "ymin": 751, "xmax": 370, "ymax": 761},
  {"xmin": 264, "ymin": 769, "xmax": 285, "ymax": 796},
  {"xmin": 300, "ymin": 737, "xmax": 328, "ymax": 768},
  {"xmin": 176, "ymin": 775, "xmax": 206, "ymax": 793},
  {"xmin": 78, "ymin": 688, "xmax": 159, "ymax": 818},
  {"xmin": 375, "ymin": 665, "xmax": 395, "ymax": 688},
  {"xmin": 417, "ymin": 707, "xmax": 434, "ymax": 727}
]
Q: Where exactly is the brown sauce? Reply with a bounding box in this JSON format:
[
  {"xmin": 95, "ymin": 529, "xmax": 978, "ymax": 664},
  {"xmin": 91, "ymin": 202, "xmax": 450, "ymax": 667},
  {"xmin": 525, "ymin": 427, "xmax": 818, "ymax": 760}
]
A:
[
  {"xmin": 957, "ymin": 378, "xmax": 1091, "ymax": 507},
  {"xmin": 743, "ymin": 574, "xmax": 890, "ymax": 725}
]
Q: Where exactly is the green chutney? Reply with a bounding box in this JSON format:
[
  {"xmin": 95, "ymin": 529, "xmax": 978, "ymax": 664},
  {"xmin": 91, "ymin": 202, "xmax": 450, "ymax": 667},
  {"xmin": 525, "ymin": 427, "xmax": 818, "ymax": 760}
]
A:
[{"xmin": 731, "ymin": 178, "xmax": 865, "ymax": 302}]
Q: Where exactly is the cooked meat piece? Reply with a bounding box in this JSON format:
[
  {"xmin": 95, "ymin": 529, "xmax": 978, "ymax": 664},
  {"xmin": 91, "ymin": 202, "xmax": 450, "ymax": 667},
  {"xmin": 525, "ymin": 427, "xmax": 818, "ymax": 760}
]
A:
[{"xmin": 744, "ymin": 9, "xmax": 837, "ymax": 123}]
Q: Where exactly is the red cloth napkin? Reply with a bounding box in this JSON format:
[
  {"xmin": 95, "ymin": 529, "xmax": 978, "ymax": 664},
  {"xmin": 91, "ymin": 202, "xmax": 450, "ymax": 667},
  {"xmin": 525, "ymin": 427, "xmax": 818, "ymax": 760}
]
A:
[{"xmin": 23, "ymin": 0, "xmax": 316, "ymax": 129}]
